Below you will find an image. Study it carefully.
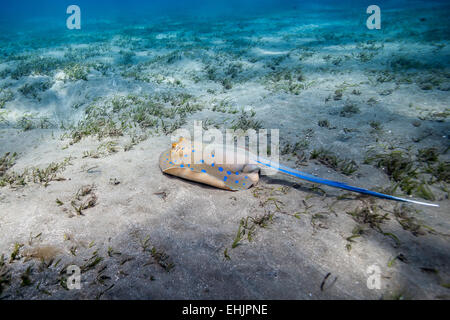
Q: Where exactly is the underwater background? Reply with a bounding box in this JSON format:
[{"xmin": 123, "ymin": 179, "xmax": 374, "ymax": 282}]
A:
[{"xmin": 0, "ymin": 0, "xmax": 449, "ymax": 299}]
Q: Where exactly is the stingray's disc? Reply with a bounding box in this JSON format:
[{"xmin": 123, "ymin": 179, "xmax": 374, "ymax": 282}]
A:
[{"xmin": 159, "ymin": 148, "xmax": 258, "ymax": 191}]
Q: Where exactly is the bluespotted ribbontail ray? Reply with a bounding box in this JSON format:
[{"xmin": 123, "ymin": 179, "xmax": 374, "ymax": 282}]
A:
[
  {"xmin": 159, "ymin": 137, "xmax": 439, "ymax": 207},
  {"xmin": 159, "ymin": 137, "xmax": 261, "ymax": 190}
]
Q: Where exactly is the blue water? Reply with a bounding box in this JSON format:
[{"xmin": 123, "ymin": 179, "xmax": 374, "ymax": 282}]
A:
[
  {"xmin": 0, "ymin": 0, "xmax": 448, "ymax": 117},
  {"xmin": 1, "ymin": 0, "xmax": 449, "ymax": 28}
]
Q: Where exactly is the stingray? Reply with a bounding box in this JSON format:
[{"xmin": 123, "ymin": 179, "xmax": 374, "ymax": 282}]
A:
[{"xmin": 160, "ymin": 137, "xmax": 439, "ymax": 207}]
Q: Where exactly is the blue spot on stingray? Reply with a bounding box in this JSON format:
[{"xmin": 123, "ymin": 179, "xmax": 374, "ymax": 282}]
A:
[
  {"xmin": 180, "ymin": 164, "xmax": 184, "ymax": 168},
  {"xmin": 227, "ymin": 171, "xmax": 231, "ymax": 175},
  {"xmin": 190, "ymin": 168, "xmax": 194, "ymax": 171},
  {"xmin": 201, "ymin": 169, "xmax": 206, "ymax": 173},
  {"xmin": 218, "ymin": 167, "xmax": 223, "ymax": 172},
  {"xmin": 244, "ymin": 176, "xmax": 248, "ymax": 179},
  {"xmin": 223, "ymin": 176, "xmax": 228, "ymax": 181},
  {"xmin": 166, "ymin": 158, "xmax": 168, "ymax": 161},
  {"xmin": 243, "ymin": 183, "xmax": 246, "ymax": 186},
  {"xmin": 187, "ymin": 164, "xmax": 190, "ymax": 167},
  {"xmin": 169, "ymin": 161, "xmax": 173, "ymax": 164},
  {"xmin": 184, "ymin": 154, "xmax": 188, "ymax": 157},
  {"xmin": 235, "ymin": 180, "xmax": 239, "ymax": 183},
  {"xmin": 211, "ymin": 163, "xmax": 215, "ymax": 167},
  {"xmin": 235, "ymin": 172, "xmax": 239, "ymax": 175},
  {"xmin": 192, "ymin": 149, "xmax": 195, "ymax": 152},
  {"xmin": 212, "ymin": 154, "xmax": 215, "ymax": 158},
  {"xmin": 200, "ymin": 159, "xmax": 204, "ymax": 163}
]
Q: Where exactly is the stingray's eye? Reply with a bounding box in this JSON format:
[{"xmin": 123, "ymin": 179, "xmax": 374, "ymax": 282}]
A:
[{"xmin": 171, "ymin": 142, "xmax": 177, "ymax": 149}]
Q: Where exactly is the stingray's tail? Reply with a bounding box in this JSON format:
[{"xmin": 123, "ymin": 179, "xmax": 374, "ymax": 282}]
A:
[{"xmin": 253, "ymin": 156, "xmax": 439, "ymax": 207}]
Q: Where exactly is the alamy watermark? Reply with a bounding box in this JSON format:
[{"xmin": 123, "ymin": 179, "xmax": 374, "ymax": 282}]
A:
[
  {"xmin": 367, "ymin": 5, "xmax": 381, "ymax": 30},
  {"xmin": 66, "ymin": 5, "xmax": 81, "ymax": 30},
  {"xmin": 67, "ymin": 265, "xmax": 81, "ymax": 290},
  {"xmin": 170, "ymin": 121, "xmax": 280, "ymax": 175},
  {"xmin": 66, "ymin": 5, "xmax": 380, "ymax": 31},
  {"xmin": 366, "ymin": 264, "xmax": 382, "ymax": 290}
]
